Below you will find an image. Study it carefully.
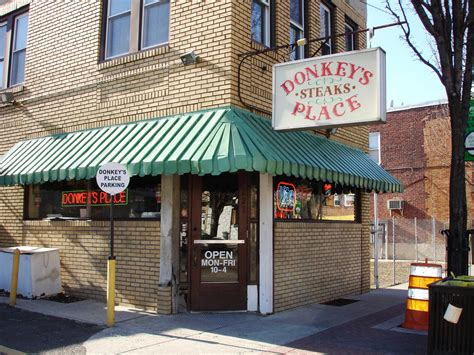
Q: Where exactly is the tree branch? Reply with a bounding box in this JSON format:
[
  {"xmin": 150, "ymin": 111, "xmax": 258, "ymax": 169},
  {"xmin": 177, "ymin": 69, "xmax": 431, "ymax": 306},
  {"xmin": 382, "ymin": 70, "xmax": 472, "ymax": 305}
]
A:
[{"xmin": 386, "ymin": 0, "xmax": 443, "ymax": 81}]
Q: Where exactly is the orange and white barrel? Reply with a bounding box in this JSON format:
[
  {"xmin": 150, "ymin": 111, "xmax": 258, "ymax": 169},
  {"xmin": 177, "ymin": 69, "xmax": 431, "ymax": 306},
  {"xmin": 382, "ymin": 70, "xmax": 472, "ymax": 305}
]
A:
[{"xmin": 403, "ymin": 262, "xmax": 442, "ymax": 331}]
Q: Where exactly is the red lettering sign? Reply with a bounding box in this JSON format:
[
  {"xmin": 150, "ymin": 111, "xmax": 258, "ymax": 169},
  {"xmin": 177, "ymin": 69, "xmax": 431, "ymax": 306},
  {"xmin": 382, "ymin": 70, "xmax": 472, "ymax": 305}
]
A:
[{"xmin": 61, "ymin": 190, "xmax": 128, "ymax": 207}]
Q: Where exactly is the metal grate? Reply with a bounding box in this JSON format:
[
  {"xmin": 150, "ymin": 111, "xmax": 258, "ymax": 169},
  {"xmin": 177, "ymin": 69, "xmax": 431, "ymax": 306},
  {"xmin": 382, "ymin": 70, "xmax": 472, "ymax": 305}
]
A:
[{"xmin": 321, "ymin": 298, "xmax": 359, "ymax": 307}]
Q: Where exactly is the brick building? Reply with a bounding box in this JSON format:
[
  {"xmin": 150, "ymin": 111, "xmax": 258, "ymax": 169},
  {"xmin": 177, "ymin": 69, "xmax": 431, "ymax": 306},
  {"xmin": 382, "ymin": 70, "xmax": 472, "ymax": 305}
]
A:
[
  {"xmin": 369, "ymin": 101, "xmax": 474, "ymax": 223},
  {"xmin": 0, "ymin": 0, "xmax": 400, "ymax": 314}
]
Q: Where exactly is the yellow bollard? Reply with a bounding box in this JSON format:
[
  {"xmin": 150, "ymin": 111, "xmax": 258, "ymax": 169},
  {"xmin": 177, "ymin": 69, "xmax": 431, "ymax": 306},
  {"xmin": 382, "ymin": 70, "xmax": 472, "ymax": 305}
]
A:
[
  {"xmin": 9, "ymin": 248, "xmax": 20, "ymax": 306},
  {"xmin": 106, "ymin": 257, "xmax": 116, "ymax": 327}
]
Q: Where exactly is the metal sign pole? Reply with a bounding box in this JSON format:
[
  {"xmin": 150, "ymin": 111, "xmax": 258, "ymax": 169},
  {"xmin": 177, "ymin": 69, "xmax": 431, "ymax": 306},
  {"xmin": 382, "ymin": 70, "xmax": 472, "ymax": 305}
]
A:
[
  {"xmin": 107, "ymin": 194, "xmax": 116, "ymax": 327},
  {"xmin": 96, "ymin": 162, "xmax": 129, "ymax": 328},
  {"xmin": 110, "ymin": 195, "xmax": 114, "ymax": 257}
]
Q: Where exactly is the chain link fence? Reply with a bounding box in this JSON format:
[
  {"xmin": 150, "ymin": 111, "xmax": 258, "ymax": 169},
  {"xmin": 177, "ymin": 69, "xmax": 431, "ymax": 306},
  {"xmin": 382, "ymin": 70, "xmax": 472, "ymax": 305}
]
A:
[{"xmin": 370, "ymin": 217, "xmax": 458, "ymax": 289}]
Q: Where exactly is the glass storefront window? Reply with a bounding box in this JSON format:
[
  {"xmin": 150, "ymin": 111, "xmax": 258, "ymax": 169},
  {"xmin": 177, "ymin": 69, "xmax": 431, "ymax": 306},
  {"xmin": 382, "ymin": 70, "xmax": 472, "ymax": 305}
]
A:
[
  {"xmin": 25, "ymin": 176, "xmax": 161, "ymax": 220},
  {"xmin": 273, "ymin": 176, "xmax": 358, "ymax": 222}
]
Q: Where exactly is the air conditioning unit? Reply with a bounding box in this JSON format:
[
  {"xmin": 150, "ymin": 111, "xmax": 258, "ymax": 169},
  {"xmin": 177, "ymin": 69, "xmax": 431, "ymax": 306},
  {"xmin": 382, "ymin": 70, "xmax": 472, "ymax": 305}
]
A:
[{"xmin": 387, "ymin": 199, "xmax": 404, "ymax": 210}]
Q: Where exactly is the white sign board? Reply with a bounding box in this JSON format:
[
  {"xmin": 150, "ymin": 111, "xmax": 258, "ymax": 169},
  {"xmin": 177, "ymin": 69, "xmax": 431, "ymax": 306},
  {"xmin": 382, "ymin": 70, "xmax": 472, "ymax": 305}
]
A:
[
  {"xmin": 272, "ymin": 47, "xmax": 386, "ymax": 130},
  {"xmin": 96, "ymin": 162, "xmax": 130, "ymax": 195}
]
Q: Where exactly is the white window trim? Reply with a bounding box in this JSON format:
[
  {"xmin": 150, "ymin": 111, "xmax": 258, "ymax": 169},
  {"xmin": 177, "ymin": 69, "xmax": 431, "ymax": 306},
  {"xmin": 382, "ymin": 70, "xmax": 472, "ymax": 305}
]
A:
[
  {"xmin": 0, "ymin": 21, "xmax": 6, "ymax": 89},
  {"xmin": 10, "ymin": 13, "xmax": 28, "ymax": 85},
  {"xmin": 320, "ymin": 3, "xmax": 332, "ymax": 54},
  {"xmin": 344, "ymin": 193, "xmax": 355, "ymax": 207},
  {"xmin": 290, "ymin": 0, "xmax": 304, "ymax": 60},
  {"xmin": 104, "ymin": 0, "xmax": 170, "ymax": 60},
  {"xmin": 1, "ymin": 10, "xmax": 28, "ymax": 88},
  {"xmin": 261, "ymin": 0, "xmax": 270, "ymax": 46},
  {"xmin": 104, "ymin": 1, "xmax": 132, "ymax": 59},
  {"xmin": 252, "ymin": 0, "xmax": 271, "ymax": 47},
  {"xmin": 345, "ymin": 22, "xmax": 355, "ymax": 51},
  {"xmin": 369, "ymin": 132, "xmax": 381, "ymax": 165},
  {"xmin": 141, "ymin": 0, "xmax": 170, "ymax": 51}
]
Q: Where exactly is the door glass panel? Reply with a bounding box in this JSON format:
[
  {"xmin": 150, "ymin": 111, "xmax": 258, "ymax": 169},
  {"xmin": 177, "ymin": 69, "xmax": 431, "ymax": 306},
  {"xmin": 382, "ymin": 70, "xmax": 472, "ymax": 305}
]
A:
[
  {"xmin": 200, "ymin": 244, "xmax": 238, "ymax": 283},
  {"xmin": 199, "ymin": 175, "xmax": 239, "ymax": 283}
]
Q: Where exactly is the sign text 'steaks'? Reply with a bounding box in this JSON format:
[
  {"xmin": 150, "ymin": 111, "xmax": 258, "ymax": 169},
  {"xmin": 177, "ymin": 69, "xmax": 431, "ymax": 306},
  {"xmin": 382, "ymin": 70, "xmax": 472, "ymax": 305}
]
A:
[{"xmin": 272, "ymin": 48, "xmax": 386, "ymax": 131}]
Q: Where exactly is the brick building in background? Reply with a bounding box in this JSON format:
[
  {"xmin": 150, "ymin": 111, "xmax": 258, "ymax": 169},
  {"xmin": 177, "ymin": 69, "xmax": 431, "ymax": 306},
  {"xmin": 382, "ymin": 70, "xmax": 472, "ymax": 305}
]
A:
[
  {"xmin": 369, "ymin": 100, "xmax": 474, "ymax": 223},
  {"xmin": 0, "ymin": 0, "xmax": 400, "ymax": 314},
  {"xmin": 368, "ymin": 101, "xmax": 474, "ymax": 266}
]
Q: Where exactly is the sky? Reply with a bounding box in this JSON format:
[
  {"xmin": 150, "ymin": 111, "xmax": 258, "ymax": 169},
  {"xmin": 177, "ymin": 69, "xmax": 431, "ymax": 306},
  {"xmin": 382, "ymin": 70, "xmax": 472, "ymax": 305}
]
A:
[{"xmin": 366, "ymin": 0, "xmax": 447, "ymax": 108}]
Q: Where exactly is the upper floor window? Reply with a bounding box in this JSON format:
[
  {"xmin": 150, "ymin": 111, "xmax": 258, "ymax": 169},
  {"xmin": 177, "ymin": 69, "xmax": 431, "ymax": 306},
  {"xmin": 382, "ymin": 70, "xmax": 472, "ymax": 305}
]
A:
[
  {"xmin": 319, "ymin": 3, "xmax": 332, "ymax": 55},
  {"xmin": 251, "ymin": 0, "xmax": 271, "ymax": 46},
  {"xmin": 369, "ymin": 132, "xmax": 381, "ymax": 165},
  {"xmin": 344, "ymin": 20, "xmax": 356, "ymax": 51},
  {"xmin": 289, "ymin": 0, "xmax": 305, "ymax": 60},
  {"xmin": 104, "ymin": 0, "xmax": 170, "ymax": 60},
  {"xmin": 0, "ymin": 9, "xmax": 29, "ymax": 89}
]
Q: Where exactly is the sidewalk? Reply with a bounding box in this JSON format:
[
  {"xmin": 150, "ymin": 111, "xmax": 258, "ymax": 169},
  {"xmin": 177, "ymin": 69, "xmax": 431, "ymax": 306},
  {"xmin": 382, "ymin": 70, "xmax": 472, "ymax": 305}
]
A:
[{"xmin": 0, "ymin": 285, "xmax": 427, "ymax": 354}]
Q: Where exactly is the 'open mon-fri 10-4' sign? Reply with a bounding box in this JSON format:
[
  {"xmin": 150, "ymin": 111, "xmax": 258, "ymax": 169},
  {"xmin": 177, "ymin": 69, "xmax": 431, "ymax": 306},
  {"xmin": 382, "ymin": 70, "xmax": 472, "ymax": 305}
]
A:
[{"xmin": 272, "ymin": 48, "xmax": 386, "ymax": 130}]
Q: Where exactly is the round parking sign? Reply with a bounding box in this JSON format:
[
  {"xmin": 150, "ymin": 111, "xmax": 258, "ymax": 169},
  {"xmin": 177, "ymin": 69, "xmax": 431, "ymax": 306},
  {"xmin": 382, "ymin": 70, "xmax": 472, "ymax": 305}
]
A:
[
  {"xmin": 96, "ymin": 162, "xmax": 130, "ymax": 195},
  {"xmin": 465, "ymin": 132, "xmax": 474, "ymax": 156}
]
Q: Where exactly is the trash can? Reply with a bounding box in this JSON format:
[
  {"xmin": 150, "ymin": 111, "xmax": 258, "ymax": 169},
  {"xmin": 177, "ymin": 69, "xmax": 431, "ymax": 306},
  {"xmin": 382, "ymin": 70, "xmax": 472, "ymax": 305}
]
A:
[
  {"xmin": 0, "ymin": 246, "xmax": 61, "ymax": 298},
  {"xmin": 427, "ymin": 277, "xmax": 474, "ymax": 354}
]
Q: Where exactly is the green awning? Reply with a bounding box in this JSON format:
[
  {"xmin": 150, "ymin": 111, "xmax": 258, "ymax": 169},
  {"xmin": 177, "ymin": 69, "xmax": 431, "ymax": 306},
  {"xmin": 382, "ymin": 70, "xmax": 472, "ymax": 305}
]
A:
[{"xmin": 0, "ymin": 107, "xmax": 402, "ymax": 192}]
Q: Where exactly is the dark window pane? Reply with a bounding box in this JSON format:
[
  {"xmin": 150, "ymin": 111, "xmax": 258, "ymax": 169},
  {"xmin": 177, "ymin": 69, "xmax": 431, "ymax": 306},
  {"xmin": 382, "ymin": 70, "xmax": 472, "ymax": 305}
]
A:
[
  {"xmin": 321, "ymin": 43, "xmax": 331, "ymax": 55},
  {"xmin": 25, "ymin": 177, "xmax": 161, "ymax": 220},
  {"xmin": 289, "ymin": 27, "xmax": 296, "ymax": 60},
  {"xmin": 251, "ymin": 1, "xmax": 264, "ymax": 43},
  {"xmin": 345, "ymin": 24, "xmax": 355, "ymax": 51},
  {"xmin": 320, "ymin": 6, "xmax": 331, "ymax": 38},
  {"xmin": 289, "ymin": 25, "xmax": 303, "ymax": 61},
  {"xmin": 109, "ymin": 0, "xmax": 131, "ymax": 16},
  {"xmin": 142, "ymin": 0, "xmax": 169, "ymax": 48},
  {"xmin": 106, "ymin": 14, "xmax": 130, "ymax": 57},
  {"xmin": 249, "ymin": 222, "xmax": 258, "ymax": 283},
  {"xmin": 10, "ymin": 49, "xmax": 26, "ymax": 85},
  {"xmin": 290, "ymin": 0, "xmax": 302, "ymax": 24}
]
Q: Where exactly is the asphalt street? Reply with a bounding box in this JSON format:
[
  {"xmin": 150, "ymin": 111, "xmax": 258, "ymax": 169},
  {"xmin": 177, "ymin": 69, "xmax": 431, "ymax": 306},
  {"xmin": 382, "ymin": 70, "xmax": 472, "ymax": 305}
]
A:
[{"xmin": 0, "ymin": 303, "xmax": 103, "ymax": 354}]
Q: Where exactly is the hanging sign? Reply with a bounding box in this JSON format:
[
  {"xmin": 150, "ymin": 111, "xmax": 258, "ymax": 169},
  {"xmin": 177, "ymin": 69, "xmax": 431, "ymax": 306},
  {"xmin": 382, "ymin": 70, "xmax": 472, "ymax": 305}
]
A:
[
  {"xmin": 272, "ymin": 47, "xmax": 386, "ymax": 130},
  {"xmin": 96, "ymin": 162, "xmax": 130, "ymax": 195}
]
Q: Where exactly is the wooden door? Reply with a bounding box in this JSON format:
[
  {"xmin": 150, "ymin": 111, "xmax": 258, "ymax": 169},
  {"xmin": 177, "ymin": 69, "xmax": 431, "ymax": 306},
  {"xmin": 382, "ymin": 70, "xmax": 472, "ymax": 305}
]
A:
[{"xmin": 189, "ymin": 173, "xmax": 248, "ymax": 311}]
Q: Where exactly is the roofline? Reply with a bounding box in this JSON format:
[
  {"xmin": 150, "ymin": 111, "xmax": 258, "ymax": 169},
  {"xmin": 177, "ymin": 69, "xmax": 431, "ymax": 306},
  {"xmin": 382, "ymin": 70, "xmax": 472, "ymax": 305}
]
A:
[{"xmin": 387, "ymin": 99, "xmax": 448, "ymax": 113}]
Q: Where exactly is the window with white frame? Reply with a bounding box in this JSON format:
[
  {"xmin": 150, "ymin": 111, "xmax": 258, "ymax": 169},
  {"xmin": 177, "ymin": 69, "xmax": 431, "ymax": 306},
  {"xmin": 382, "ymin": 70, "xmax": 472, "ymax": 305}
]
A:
[
  {"xmin": 319, "ymin": 3, "xmax": 332, "ymax": 55},
  {"xmin": 251, "ymin": 0, "xmax": 271, "ymax": 46},
  {"xmin": 104, "ymin": 0, "xmax": 170, "ymax": 60},
  {"xmin": 0, "ymin": 22, "xmax": 5, "ymax": 88},
  {"xmin": 0, "ymin": 9, "xmax": 29, "ymax": 89},
  {"xmin": 289, "ymin": 0, "xmax": 305, "ymax": 60},
  {"xmin": 344, "ymin": 21, "xmax": 356, "ymax": 51},
  {"xmin": 344, "ymin": 193, "xmax": 355, "ymax": 207},
  {"xmin": 369, "ymin": 132, "xmax": 381, "ymax": 165}
]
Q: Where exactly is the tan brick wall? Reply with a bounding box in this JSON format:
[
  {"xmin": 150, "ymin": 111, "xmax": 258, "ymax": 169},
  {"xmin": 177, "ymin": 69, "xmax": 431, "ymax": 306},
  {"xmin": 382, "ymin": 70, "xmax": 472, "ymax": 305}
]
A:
[
  {"xmin": 21, "ymin": 220, "xmax": 160, "ymax": 311},
  {"xmin": 230, "ymin": 0, "xmax": 369, "ymax": 151},
  {"xmin": 0, "ymin": 0, "xmax": 233, "ymax": 152},
  {"xmin": 0, "ymin": 0, "xmax": 370, "ymax": 312},
  {"xmin": 274, "ymin": 191, "xmax": 371, "ymax": 312},
  {"xmin": 274, "ymin": 212, "xmax": 370, "ymax": 312}
]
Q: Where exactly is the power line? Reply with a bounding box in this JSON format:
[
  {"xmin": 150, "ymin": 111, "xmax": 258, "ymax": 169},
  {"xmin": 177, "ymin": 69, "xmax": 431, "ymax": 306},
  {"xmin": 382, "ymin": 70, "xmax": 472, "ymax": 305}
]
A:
[{"xmin": 359, "ymin": 0, "xmax": 394, "ymax": 16}]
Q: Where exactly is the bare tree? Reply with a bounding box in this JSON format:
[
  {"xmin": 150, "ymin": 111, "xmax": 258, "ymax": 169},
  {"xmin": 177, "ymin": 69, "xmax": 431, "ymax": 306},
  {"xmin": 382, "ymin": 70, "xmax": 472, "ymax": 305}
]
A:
[{"xmin": 386, "ymin": 0, "xmax": 473, "ymax": 275}]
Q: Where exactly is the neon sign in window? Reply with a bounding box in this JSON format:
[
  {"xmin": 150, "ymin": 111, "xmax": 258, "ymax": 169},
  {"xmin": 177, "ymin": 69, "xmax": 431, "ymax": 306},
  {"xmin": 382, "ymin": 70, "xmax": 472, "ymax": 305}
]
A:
[
  {"xmin": 276, "ymin": 182, "xmax": 296, "ymax": 212},
  {"xmin": 61, "ymin": 190, "xmax": 128, "ymax": 207}
]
